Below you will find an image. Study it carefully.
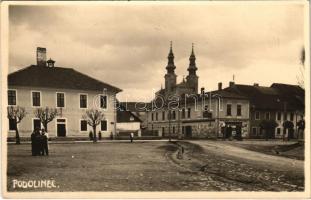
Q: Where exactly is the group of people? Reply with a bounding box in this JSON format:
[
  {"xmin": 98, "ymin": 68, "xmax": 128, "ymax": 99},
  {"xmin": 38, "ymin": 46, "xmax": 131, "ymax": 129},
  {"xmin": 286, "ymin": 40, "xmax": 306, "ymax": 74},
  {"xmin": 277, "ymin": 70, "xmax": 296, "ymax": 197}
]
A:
[{"xmin": 31, "ymin": 128, "xmax": 49, "ymax": 156}]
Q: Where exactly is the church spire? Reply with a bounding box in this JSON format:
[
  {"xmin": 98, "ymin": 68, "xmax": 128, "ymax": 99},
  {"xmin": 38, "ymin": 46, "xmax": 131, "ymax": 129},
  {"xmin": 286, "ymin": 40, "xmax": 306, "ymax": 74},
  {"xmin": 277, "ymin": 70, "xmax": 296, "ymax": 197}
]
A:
[
  {"xmin": 188, "ymin": 43, "xmax": 197, "ymax": 75},
  {"xmin": 166, "ymin": 41, "xmax": 176, "ymax": 73}
]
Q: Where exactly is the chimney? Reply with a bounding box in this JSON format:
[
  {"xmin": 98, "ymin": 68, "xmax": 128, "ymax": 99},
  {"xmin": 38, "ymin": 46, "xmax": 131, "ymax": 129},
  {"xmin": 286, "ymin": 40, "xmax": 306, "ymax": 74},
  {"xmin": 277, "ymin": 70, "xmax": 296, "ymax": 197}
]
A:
[
  {"xmin": 37, "ymin": 47, "xmax": 47, "ymax": 67},
  {"xmin": 201, "ymin": 87, "xmax": 205, "ymax": 95},
  {"xmin": 254, "ymin": 83, "xmax": 259, "ymax": 87},
  {"xmin": 218, "ymin": 82, "xmax": 222, "ymax": 91},
  {"xmin": 229, "ymin": 81, "xmax": 235, "ymax": 87}
]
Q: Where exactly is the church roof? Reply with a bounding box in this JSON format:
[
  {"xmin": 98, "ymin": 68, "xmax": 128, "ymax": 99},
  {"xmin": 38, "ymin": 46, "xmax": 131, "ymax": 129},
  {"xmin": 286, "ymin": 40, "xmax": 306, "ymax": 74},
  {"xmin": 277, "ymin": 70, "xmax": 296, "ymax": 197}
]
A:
[{"xmin": 8, "ymin": 65, "xmax": 122, "ymax": 93}]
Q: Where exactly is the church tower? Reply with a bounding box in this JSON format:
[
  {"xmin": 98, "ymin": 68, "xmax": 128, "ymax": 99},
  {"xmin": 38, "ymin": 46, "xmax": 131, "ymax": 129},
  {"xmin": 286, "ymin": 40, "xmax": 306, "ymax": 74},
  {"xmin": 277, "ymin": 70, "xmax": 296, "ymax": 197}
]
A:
[
  {"xmin": 186, "ymin": 43, "xmax": 198, "ymax": 94},
  {"xmin": 164, "ymin": 41, "xmax": 177, "ymax": 94}
]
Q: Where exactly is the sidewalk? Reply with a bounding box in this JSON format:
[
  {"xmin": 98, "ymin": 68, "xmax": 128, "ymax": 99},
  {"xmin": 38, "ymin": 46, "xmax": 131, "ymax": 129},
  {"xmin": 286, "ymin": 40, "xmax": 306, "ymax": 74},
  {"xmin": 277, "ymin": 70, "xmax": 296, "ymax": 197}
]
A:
[{"xmin": 7, "ymin": 139, "xmax": 176, "ymax": 145}]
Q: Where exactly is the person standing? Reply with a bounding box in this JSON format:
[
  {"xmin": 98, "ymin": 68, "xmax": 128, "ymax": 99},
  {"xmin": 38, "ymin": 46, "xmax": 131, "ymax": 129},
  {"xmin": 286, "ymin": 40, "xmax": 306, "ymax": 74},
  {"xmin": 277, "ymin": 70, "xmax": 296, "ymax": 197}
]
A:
[
  {"xmin": 31, "ymin": 130, "xmax": 36, "ymax": 156},
  {"xmin": 34, "ymin": 128, "xmax": 41, "ymax": 156},
  {"xmin": 130, "ymin": 132, "xmax": 134, "ymax": 143},
  {"xmin": 41, "ymin": 128, "xmax": 49, "ymax": 156}
]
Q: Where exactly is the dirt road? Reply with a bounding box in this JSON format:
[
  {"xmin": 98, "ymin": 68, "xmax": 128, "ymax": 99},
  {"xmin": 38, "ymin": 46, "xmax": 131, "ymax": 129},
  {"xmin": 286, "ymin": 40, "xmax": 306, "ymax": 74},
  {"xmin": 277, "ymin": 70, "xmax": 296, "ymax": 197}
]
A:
[
  {"xmin": 7, "ymin": 140, "xmax": 304, "ymax": 192},
  {"xmin": 174, "ymin": 141, "xmax": 304, "ymax": 191},
  {"xmin": 190, "ymin": 140, "xmax": 303, "ymax": 172}
]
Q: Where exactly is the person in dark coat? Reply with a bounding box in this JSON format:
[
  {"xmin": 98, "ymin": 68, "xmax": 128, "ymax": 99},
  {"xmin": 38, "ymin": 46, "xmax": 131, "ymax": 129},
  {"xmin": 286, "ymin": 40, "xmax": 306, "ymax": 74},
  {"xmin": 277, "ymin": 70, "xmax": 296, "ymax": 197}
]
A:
[
  {"xmin": 31, "ymin": 130, "xmax": 36, "ymax": 156},
  {"xmin": 41, "ymin": 129, "xmax": 49, "ymax": 156},
  {"xmin": 33, "ymin": 128, "xmax": 41, "ymax": 156}
]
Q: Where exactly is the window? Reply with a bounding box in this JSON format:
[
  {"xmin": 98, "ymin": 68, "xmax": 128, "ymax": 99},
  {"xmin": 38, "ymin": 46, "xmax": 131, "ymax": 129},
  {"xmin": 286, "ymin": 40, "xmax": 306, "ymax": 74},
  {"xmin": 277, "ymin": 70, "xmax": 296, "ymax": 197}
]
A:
[
  {"xmin": 187, "ymin": 108, "xmax": 191, "ymax": 118},
  {"xmin": 173, "ymin": 126, "xmax": 175, "ymax": 134},
  {"xmin": 32, "ymin": 91, "xmax": 41, "ymax": 107},
  {"xmin": 80, "ymin": 120, "xmax": 87, "ymax": 131},
  {"xmin": 290, "ymin": 113, "xmax": 294, "ymax": 121},
  {"xmin": 80, "ymin": 94, "xmax": 87, "ymax": 108},
  {"xmin": 277, "ymin": 112, "xmax": 281, "ymax": 121},
  {"xmin": 101, "ymin": 120, "xmax": 107, "ymax": 131},
  {"xmin": 9, "ymin": 119, "xmax": 16, "ymax": 131},
  {"xmin": 277, "ymin": 128, "xmax": 281, "ymax": 135},
  {"xmin": 172, "ymin": 111, "xmax": 176, "ymax": 120},
  {"xmin": 237, "ymin": 105, "xmax": 242, "ymax": 116},
  {"xmin": 162, "ymin": 127, "xmax": 165, "ymax": 134},
  {"xmin": 56, "ymin": 93, "xmax": 65, "ymax": 108},
  {"xmin": 162, "ymin": 111, "xmax": 165, "ymax": 121},
  {"xmin": 33, "ymin": 119, "xmax": 41, "ymax": 131},
  {"xmin": 284, "ymin": 113, "xmax": 287, "ymax": 120},
  {"xmin": 8, "ymin": 90, "xmax": 16, "ymax": 105},
  {"xmin": 204, "ymin": 105, "xmax": 209, "ymax": 111},
  {"xmin": 156, "ymin": 112, "xmax": 158, "ymax": 121},
  {"xmin": 252, "ymin": 127, "xmax": 257, "ymax": 135},
  {"xmin": 151, "ymin": 113, "xmax": 154, "ymax": 121},
  {"xmin": 182, "ymin": 108, "xmax": 186, "ymax": 119},
  {"xmin": 100, "ymin": 95, "xmax": 107, "ymax": 109},
  {"xmin": 255, "ymin": 111, "xmax": 260, "ymax": 120},
  {"xmin": 265, "ymin": 112, "xmax": 270, "ymax": 120},
  {"xmin": 226, "ymin": 104, "xmax": 232, "ymax": 116},
  {"xmin": 203, "ymin": 105, "xmax": 212, "ymax": 118}
]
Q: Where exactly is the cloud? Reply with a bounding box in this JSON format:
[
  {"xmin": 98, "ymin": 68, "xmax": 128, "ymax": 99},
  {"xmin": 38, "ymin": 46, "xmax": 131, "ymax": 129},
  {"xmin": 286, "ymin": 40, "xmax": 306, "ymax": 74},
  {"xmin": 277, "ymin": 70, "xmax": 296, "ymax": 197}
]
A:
[{"xmin": 9, "ymin": 3, "xmax": 305, "ymax": 101}]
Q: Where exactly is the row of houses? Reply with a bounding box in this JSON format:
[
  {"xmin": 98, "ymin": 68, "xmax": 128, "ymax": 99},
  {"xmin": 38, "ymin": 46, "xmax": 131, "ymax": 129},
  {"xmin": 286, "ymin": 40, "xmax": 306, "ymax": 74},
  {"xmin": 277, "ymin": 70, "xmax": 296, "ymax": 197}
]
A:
[
  {"xmin": 142, "ymin": 43, "xmax": 305, "ymax": 140},
  {"xmin": 6, "ymin": 46, "xmax": 305, "ymax": 140},
  {"xmin": 143, "ymin": 82, "xmax": 304, "ymax": 140}
]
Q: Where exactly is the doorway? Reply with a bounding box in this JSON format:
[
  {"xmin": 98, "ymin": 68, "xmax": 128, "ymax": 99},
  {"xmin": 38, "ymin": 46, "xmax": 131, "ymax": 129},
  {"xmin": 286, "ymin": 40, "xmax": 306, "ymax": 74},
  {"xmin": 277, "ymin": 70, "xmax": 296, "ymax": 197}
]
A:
[
  {"xmin": 57, "ymin": 118, "xmax": 66, "ymax": 137},
  {"xmin": 185, "ymin": 126, "xmax": 192, "ymax": 138}
]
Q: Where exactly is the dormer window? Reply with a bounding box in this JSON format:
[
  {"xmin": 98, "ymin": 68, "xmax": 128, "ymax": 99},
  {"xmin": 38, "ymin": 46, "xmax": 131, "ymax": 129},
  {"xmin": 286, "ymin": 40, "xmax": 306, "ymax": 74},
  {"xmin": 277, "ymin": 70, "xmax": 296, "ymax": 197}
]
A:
[{"xmin": 47, "ymin": 58, "xmax": 55, "ymax": 67}]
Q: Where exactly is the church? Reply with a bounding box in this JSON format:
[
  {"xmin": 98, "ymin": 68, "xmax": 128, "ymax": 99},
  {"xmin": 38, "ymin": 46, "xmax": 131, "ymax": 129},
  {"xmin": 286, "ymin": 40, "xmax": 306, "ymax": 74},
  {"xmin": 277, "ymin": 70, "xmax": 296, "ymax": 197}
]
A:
[
  {"xmin": 155, "ymin": 42, "xmax": 199, "ymax": 98},
  {"xmin": 147, "ymin": 43, "xmax": 251, "ymax": 139}
]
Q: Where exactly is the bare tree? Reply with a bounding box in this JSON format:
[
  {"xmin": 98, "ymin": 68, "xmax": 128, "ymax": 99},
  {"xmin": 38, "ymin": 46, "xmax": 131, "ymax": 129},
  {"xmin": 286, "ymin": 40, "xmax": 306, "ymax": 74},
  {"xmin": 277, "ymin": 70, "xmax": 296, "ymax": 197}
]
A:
[
  {"xmin": 34, "ymin": 107, "xmax": 59, "ymax": 132},
  {"xmin": 82, "ymin": 109, "xmax": 105, "ymax": 142},
  {"xmin": 7, "ymin": 106, "xmax": 26, "ymax": 144},
  {"xmin": 297, "ymin": 47, "xmax": 305, "ymax": 88}
]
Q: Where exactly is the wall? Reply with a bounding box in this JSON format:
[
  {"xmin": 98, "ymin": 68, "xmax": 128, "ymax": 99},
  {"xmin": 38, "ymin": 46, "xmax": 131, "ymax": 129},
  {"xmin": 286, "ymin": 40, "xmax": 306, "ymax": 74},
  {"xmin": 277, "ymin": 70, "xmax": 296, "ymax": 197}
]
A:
[
  {"xmin": 249, "ymin": 109, "xmax": 304, "ymax": 139},
  {"xmin": 116, "ymin": 122, "xmax": 140, "ymax": 131},
  {"xmin": 7, "ymin": 86, "xmax": 117, "ymax": 138},
  {"xmin": 147, "ymin": 97, "xmax": 250, "ymax": 138}
]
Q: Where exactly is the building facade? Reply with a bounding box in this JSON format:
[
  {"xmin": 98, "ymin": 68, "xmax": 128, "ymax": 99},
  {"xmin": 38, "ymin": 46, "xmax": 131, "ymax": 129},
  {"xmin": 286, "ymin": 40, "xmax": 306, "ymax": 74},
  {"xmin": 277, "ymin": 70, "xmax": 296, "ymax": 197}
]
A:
[
  {"xmin": 146, "ymin": 43, "xmax": 250, "ymax": 139},
  {"xmin": 146, "ymin": 90, "xmax": 250, "ymax": 139},
  {"xmin": 7, "ymin": 47, "xmax": 122, "ymax": 139},
  {"xmin": 116, "ymin": 109, "xmax": 142, "ymax": 138},
  {"xmin": 224, "ymin": 82, "xmax": 305, "ymax": 139}
]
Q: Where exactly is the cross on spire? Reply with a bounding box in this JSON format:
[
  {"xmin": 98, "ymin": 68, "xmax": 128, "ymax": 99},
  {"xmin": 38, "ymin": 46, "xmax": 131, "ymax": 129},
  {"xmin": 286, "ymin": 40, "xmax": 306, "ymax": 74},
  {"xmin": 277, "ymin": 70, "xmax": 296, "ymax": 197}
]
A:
[{"xmin": 166, "ymin": 41, "xmax": 176, "ymax": 73}]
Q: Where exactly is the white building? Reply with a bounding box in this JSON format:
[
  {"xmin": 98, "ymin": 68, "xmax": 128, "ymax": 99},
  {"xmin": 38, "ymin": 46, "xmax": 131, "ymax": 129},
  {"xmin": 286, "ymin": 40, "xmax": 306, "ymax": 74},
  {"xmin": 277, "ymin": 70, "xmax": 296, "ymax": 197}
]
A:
[{"xmin": 7, "ymin": 47, "xmax": 122, "ymax": 139}]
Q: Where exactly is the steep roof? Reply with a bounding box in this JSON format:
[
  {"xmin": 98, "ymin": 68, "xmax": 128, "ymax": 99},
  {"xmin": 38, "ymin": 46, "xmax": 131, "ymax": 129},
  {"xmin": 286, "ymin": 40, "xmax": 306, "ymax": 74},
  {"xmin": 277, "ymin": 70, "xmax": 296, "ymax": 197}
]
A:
[
  {"xmin": 117, "ymin": 110, "xmax": 142, "ymax": 123},
  {"xmin": 223, "ymin": 83, "xmax": 304, "ymax": 111},
  {"xmin": 271, "ymin": 83, "xmax": 305, "ymax": 110},
  {"xmin": 8, "ymin": 65, "xmax": 122, "ymax": 93}
]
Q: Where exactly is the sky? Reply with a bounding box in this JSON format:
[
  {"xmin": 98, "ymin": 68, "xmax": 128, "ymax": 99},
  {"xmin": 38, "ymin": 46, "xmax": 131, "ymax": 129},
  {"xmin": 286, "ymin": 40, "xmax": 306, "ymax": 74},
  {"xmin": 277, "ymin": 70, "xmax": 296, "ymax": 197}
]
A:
[{"xmin": 9, "ymin": 3, "xmax": 305, "ymax": 101}]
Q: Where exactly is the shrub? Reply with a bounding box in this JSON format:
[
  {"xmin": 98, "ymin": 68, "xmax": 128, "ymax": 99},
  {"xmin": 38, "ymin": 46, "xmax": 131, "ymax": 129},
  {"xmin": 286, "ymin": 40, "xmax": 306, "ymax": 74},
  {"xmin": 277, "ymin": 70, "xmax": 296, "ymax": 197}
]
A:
[{"xmin": 283, "ymin": 120, "xmax": 294, "ymax": 129}]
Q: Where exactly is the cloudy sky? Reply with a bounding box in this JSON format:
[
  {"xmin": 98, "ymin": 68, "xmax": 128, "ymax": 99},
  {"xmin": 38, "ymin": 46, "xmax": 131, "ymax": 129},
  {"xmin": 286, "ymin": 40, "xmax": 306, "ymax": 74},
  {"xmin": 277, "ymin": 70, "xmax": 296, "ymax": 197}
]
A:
[{"xmin": 9, "ymin": 3, "xmax": 305, "ymax": 101}]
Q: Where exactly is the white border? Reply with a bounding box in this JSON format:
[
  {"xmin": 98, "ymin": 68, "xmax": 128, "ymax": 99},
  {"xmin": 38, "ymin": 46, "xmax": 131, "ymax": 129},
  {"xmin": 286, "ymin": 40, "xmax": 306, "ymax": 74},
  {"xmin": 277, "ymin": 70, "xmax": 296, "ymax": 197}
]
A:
[{"xmin": 1, "ymin": 1, "xmax": 310, "ymax": 199}]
